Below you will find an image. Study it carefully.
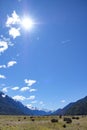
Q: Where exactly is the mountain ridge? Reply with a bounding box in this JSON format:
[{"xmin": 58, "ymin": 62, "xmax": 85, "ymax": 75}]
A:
[
  {"xmin": 0, "ymin": 91, "xmax": 87, "ymax": 115},
  {"xmin": 0, "ymin": 91, "xmax": 52, "ymax": 115},
  {"xmin": 53, "ymin": 96, "xmax": 87, "ymax": 115}
]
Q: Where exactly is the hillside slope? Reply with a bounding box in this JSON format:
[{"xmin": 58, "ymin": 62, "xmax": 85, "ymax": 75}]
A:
[{"xmin": 54, "ymin": 96, "xmax": 87, "ymax": 115}]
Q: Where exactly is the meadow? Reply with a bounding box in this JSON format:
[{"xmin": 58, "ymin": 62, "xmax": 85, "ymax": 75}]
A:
[{"xmin": 0, "ymin": 115, "xmax": 87, "ymax": 130}]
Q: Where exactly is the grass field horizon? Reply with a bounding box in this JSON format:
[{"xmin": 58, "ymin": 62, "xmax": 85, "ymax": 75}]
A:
[{"xmin": 0, "ymin": 115, "xmax": 87, "ymax": 130}]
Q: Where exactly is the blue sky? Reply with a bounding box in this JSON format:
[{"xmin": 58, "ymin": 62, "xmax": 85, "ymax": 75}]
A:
[{"xmin": 0, "ymin": 0, "xmax": 87, "ymax": 110}]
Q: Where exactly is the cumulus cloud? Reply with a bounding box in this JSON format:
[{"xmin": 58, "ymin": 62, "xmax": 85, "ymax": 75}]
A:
[
  {"xmin": 2, "ymin": 87, "xmax": 8, "ymax": 92},
  {"xmin": 27, "ymin": 95, "xmax": 35, "ymax": 100},
  {"xmin": 20, "ymin": 87, "xmax": 29, "ymax": 92},
  {"xmin": 13, "ymin": 95, "xmax": 26, "ymax": 101},
  {"xmin": 0, "ymin": 41, "xmax": 8, "ymax": 53},
  {"xmin": 0, "ymin": 74, "xmax": 6, "ymax": 79},
  {"xmin": 6, "ymin": 11, "xmax": 20, "ymax": 27},
  {"xmin": 0, "ymin": 61, "xmax": 17, "ymax": 69},
  {"xmin": 29, "ymin": 88, "xmax": 37, "ymax": 92},
  {"xmin": 0, "ymin": 65, "xmax": 6, "ymax": 68},
  {"xmin": 12, "ymin": 95, "xmax": 35, "ymax": 101},
  {"xmin": 9, "ymin": 27, "xmax": 20, "ymax": 39},
  {"xmin": 7, "ymin": 61, "xmax": 17, "ymax": 68},
  {"xmin": 6, "ymin": 11, "xmax": 21, "ymax": 39},
  {"xmin": 12, "ymin": 87, "xmax": 19, "ymax": 90},
  {"xmin": 24, "ymin": 79, "xmax": 36, "ymax": 86}
]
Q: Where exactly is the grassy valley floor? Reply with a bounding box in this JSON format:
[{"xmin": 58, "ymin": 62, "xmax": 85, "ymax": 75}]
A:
[{"xmin": 0, "ymin": 115, "xmax": 87, "ymax": 130}]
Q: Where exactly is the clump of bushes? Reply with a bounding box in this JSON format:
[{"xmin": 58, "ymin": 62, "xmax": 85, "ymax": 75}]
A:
[
  {"xmin": 51, "ymin": 118, "xmax": 58, "ymax": 123},
  {"xmin": 72, "ymin": 116, "xmax": 79, "ymax": 120},
  {"xmin": 24, "ymin": 117, "xmax": 26, "ymax": 119},
  {"xmin": 59, "ymin": 115, "xmax": 62, "ymax": 118},
  {"xmin": 18, "ymin": 119, "xmax": 20, "ymax": 121},
  {"xmin": 31, "ymin": 118, "xmax": 35, "ymax": 121},
  {"xmin": 63, "ymin": 117, "xmax": 72, "ymax": 123},
  {"xmin": 63, "ymin": 124, "xmax": 66, "ymax": 128}
]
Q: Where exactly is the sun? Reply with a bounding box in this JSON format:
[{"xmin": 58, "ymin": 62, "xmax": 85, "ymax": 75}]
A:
[{"xmin": 21, "ymin": 17, "xmax": 34, "ymax": 30}]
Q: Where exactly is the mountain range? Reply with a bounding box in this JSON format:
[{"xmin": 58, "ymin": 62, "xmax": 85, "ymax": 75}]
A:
[
  {"xmin": 0, "ymin": 91, "xmax": 52, "ymax": 115},
  {"xmin": 53, "ymin": 96, "xmax": 87, "ymax": 115},
  {"xmin": 0, "ymin": 91, "xmax": 87, "ymax": 115}
]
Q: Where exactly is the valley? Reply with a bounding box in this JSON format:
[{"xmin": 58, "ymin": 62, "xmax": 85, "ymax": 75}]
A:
[{"xmin": 0, "ymin": 115, "xmax": 87, "ymax": 130}]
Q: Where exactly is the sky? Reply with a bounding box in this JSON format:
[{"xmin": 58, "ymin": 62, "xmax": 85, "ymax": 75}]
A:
[{"xmin": 0, "ymin": 0, "xmax": 87, "ymax": 110}]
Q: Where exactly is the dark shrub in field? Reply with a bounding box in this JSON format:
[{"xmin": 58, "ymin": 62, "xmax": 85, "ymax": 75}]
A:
[
  {"xmin": 51, "ymin": 118, "xmax": 58, "ymax": 123},
  {"xmin": 64, "ymin": 117, "xmax": 72, "ymax": 123},
  {"xmin": 63, "ymin": 124, "xmax": 66, "ymax": 128},
  {"xmin": 31, "ymin": 118, "xmax": 35, "ymax": 121},
  {"xmin": 24, "ymin": 117, "xmax": 26, "ymax": 119},
  {"xmin": 76, "ymin": 117, "xmax": 79, "ymax": 120},
  {"xmin": 59, "ymin": 115, "xmax": 62, "ymax": 118},
  {"xmin": 72, "ymin": 116, "xmax": 79, "ymax": 120}
]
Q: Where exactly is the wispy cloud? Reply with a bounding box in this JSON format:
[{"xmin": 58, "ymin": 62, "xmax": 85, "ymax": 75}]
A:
[
  {"xmin": 29, "ymin": 88, "xmax": 37, "ymax": 92},
  {"xmin": 2, "ymin": 87, "xmax": 8, "ymax": 92},
  {"xmin": 27, "ymin": 95, "xmax": 35, "ymax": 100},
  {"xmin": 9, "ymin": 27, "xmax": 20, "ymax": 39},
  {"xmin": 13, "ymin": 95, "xmax": 26, "ymax": 101},
  {"xmin": 61, "ymin": 40, "xmax": 71, "ymax": 45},
  {"xmin": 12, "ymin": 87, "xmax": 19, "ymax": 91},
  {"xmin": 7, "ymin": 61, "xmax": 17, "ymax": 68},
  {"xmin": 0, "ymin": 74, "xmax": 6, "ymax": 79},
  {"xmin": 20, "ymin": 87, "xmax": 29, "ymax": 92},
  {"xmin": 0, "ymin": 41, "xmax": 8, "ymax": 53},
  {"xmin": 24, "ymin": 79, "xmax": 36, "ymax": 86},
  {"xmin": 61, "ymin": 100, "xmax": 66, "ymax": 103}
]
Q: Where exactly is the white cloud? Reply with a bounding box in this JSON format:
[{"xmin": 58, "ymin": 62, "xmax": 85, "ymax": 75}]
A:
[
  {"xmin": 29, "ymin": 88, "xmax": 37, "ymax": 92},
  {"xmin": 24, "ymin": 79, "xmax": 36, "ymax": 86},
  {"xmin": 0, "ymin": 74, "xmax": 6, "ymax": 79},
  {"xmin": 13, "ymin": 95, "xmax": 26, "ymax": 101},
  {"xmin": 0, "ymin": 65, "xmax": 6, "ymax": 68},
  {"xmin": 1, "ymin": 94, "xmax": 6, "ymax": 98},
  {"xmin": 26, "ymin": 104, "xmax": 36, "ymax": 110},
  {"xmin": 2, "ymin": 87, "xmax": 8, "ymax": 92},
  {"xmin": 0, "ymin": 41, "xmax": 8, "ymax": 53},
  {"xmin": 26, "ymin": 104, "xmax": 32, "ymax": 109},
  {"xmin": 6, "ymin": 11, "xmax": 21, "ymax": 39},
  {"xmin": 61, "ymin": 100, "xmax": 66, "ymax": 103},
  {"xmin": 6, "ymin": 11, "xmax": 20, "ymax": 27},
  {"xmin": 7, "ymin": 61, "xmax": 17, "ymax": 68},
  {"xmin": 27, "ymin": 95, "xmax": 35, "ymax": 100},
  {"xmin": 9, "ymin": 27, "xmax": 20, "ymax": 39},
  {"xmin": 12, "ymin": 87, "xmax": 19, "ymax": 90},
  {"xmin": 0, "ymin": 61, "xmax": 17, "ymax": 69},
  {"xmin": 20, "ymin": 87, "xmax": 29, "ymax": 92}
]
